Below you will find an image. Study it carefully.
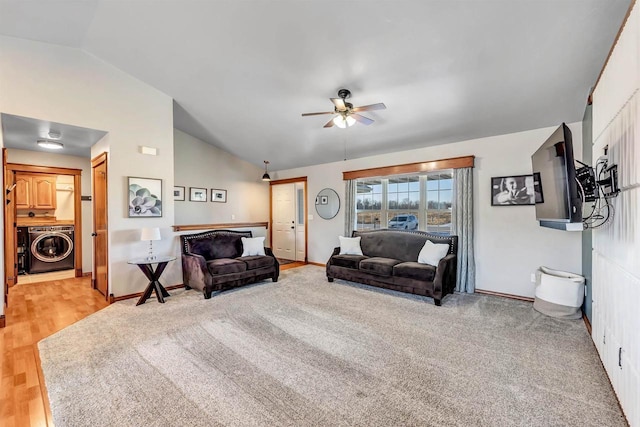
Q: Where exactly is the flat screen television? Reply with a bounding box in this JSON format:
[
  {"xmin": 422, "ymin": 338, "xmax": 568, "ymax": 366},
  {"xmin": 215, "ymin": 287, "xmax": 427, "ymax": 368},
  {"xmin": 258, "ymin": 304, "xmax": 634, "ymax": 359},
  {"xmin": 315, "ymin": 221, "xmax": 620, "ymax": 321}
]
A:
[{"xmin": 531, "ymin": 123, "xmax": 583, "ymax": 231}]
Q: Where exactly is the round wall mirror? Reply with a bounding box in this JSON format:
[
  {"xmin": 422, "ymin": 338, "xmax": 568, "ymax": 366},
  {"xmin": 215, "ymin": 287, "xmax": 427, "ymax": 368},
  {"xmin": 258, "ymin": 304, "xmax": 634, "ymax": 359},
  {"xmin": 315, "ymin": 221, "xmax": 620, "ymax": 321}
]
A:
[{"xmin": 315, "ymin": 188, "xmax": 340, "ymax": 219}]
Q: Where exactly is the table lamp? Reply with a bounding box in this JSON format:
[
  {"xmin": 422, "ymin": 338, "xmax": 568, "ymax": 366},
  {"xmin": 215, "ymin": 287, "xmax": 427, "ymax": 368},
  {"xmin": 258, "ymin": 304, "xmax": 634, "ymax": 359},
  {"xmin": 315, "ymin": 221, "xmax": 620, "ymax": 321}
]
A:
[{"xmin": 140, "ymin": 227, "xmax": 161, "ymax": 260}]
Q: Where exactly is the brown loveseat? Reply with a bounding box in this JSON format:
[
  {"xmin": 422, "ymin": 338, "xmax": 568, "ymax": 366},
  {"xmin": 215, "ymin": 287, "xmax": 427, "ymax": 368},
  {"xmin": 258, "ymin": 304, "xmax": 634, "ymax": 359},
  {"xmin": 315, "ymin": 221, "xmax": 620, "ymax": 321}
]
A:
[
  {"xmin": 326, "ymin": 229, "xmax": 458, "ymax": 306},
  {"xmin": 180, "ymin": 229, "xmax": 279, "ymax": 299}
]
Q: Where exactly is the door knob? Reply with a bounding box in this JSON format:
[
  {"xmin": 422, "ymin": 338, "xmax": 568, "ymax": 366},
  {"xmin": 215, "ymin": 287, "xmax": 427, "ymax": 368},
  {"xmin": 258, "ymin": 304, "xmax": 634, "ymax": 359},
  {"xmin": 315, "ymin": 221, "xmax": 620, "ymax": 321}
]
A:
[
  {"xmin": 291, "ymin": 226, "xmax": 295, "ymax": 229},
  {"xmin": 91, "ymin": 232, "xmax": 98, "ymax": 237}
]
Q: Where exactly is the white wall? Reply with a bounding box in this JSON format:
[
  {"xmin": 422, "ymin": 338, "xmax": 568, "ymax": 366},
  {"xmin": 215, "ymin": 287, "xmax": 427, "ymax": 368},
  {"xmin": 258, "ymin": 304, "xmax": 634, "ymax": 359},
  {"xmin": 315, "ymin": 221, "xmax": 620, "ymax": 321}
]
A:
[
  {"xmin": 0, "ymin": 36, "xmax": 177, "ymax": 298},
  {"xmin": 55, "ymin": 175, "xmax": 75, "ymax": 221},
  {"xmin": 173, "ymin": 129, "xmax": 269, "ymax": 225},
  {"xmin": 591, "ymin": 3, "xmax": 639, "ymax": 425},
  {"xmin": 274, "ymin": 123, "xmax": 583, "ymax": 298},
  {"xmin": 6, "ymin": 149, "xmax": 92, "ymax": 273}
]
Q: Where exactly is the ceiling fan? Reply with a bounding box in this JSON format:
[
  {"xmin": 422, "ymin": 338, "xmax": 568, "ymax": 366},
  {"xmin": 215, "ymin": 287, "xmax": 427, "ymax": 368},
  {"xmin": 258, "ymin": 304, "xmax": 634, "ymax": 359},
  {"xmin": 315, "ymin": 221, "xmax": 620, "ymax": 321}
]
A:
[{"xmin": 302, "ymin": 89, "xmax": 386, "ymax": 128}]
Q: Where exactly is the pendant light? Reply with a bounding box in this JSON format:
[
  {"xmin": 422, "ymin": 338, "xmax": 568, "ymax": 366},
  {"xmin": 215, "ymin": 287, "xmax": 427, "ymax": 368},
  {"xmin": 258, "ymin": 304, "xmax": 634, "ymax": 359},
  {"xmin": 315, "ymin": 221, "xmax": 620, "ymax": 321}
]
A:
[{"xmin": 262, "ymin": 160, "xmax": 271, "ymax": 181}]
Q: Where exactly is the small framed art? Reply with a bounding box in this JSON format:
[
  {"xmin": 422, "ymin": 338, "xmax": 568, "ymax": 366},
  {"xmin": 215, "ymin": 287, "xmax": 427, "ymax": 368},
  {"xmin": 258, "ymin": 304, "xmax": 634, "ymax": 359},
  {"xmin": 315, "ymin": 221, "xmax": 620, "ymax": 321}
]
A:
[
  {"xmin": 211, "ymin": 189, "xmax": 227, "ymax": 203},
  {"xmin": 189, "ymin": 187, "xmax": 207, "ymax": 202},
  {"xmin": 173, "ymin": 186, "xmax": 185, "ymax": 201}
]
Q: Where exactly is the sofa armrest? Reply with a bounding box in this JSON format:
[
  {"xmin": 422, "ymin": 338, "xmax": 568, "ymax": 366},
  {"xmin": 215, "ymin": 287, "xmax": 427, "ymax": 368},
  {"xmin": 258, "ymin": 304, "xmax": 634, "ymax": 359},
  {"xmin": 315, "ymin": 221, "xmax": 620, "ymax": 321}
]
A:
[
  {"xmin": 433, "ymin": 253, "xmax": 457, "ymax": 295},
  {"xmin": 182, "ymin": 253, "xmax": 210, "ymax": 292},
  {"xmin": 326, "ymin": 247, "xmax": 340, "ymax": 266},
  {"xmin": 264, "ymin": 247, "xmax": 275, "ymax": 257}
]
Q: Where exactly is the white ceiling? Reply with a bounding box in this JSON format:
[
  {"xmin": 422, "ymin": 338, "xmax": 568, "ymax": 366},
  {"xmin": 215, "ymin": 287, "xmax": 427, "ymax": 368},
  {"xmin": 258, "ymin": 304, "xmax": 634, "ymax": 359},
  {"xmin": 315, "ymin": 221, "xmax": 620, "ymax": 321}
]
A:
[
  {"xmin": 0, "ymin": 1, "xmax": 631, "ymax": 169},
  {"xmin": 1, "ymin": 113, "xmax": 107, "ymax": 158}
]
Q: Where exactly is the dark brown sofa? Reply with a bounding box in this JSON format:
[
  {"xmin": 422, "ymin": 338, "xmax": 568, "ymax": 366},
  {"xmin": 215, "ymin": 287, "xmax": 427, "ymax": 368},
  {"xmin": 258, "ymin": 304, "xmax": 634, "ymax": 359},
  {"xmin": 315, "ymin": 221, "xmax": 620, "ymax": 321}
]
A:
[
  {"xmin": 326, "ymin": 229, "xmax": 457, "ymax": 306},
  {"xmin": 180, "ymin": 230, "xmax": 279, "ymax": 299}
]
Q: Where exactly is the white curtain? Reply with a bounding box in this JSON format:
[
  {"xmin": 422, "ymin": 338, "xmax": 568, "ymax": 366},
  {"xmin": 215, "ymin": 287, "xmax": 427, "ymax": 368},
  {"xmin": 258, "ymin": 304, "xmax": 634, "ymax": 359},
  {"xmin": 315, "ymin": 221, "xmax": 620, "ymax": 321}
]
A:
[
  {"xmin": 344, "ymin": 180, "xmax": 356, "ymax": 237},
  {"xmin": 451, "ymin": 167, "xmax": 475, "ymax": 293}
]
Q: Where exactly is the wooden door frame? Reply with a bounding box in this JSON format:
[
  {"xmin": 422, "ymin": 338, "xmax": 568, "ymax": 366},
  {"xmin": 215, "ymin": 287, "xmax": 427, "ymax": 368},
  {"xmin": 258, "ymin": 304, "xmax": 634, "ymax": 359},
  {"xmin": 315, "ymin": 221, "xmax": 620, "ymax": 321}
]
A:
[
  {"xmin": 5, "ymin": 163, "xmax": 84, "ymax": 279},
  {"xmin": 91, "ymin": 152, "xmax": 109, "ymax": 300},
  {"xmin": 269, "ymin": 177, "xmax": 308, "ymax": 262},
  {"xmin": 3, "ymin": 149, "xmax": 13, "ymax": 313}
]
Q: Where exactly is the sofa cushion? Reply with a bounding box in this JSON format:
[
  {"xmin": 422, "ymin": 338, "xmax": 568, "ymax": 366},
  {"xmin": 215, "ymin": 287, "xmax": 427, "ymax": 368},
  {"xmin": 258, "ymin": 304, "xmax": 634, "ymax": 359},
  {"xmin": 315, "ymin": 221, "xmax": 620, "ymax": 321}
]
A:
[
  {"xmin": 360, "ymin": 257, "xmax": 402, "ymax": 276},
  {"xmin": 241, "ymin": 237, "xmax": 266, "ymax": 256},
  {"xmin": 188, "ymin": 234, "xmax": 246, "ymax": 260},
  {"xmin": 207, "ymin": 258, "xmax": 247, "ymax": 275},
  {"xmin": 339, "ymin": 236, "xmax": 364, "ymax": 255},
  {"xmin": 393, "ymin": 262, "xmax": 436, "ymax": 282},
  {"xmin": 418, "ymin": 240, "xmax": 450, "ymax": 266},
  {"xmin": 331, "ymin": 254, "xmax": 368, "ymax": 269},
  {"xmin": 236, "ymin": 255, "xmax": 274, "ymax": 270}
]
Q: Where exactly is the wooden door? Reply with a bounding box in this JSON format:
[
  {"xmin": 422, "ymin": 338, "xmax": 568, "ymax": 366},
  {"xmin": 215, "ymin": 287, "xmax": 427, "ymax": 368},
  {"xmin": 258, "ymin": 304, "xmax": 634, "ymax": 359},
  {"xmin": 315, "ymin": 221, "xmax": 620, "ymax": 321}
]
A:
[
  {"xmin": 14, "ymin": 174, "xmax": 31, "ymax": 209},
  {"xmin": 91, "ymin": 153, "xmax": 109, "ymax": 298},
  {"xmin": 271, "ymin": 183, "xmax": 296, "ymax": 260},
  {"xmin": 31, "ymin": 174, "xmax": 56, "ymax": 209}
]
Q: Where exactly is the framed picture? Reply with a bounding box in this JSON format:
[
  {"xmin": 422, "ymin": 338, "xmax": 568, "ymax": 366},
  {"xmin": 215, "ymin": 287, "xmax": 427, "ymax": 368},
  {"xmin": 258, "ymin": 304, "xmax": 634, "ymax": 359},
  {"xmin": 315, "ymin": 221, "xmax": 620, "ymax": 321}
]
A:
[
  {"xmin": 211, "ymin": 189, "xmax": 227, "ymax": 203},
  {"xmin": 491, "ymin": 174, "xmax": 538, "ymax": 206},
  {"xmin": 173, "ymin": 186, "xmax": 185, "ymax": 201},
  {"xmin": 532, "ymin": 172, "xmax": 544, "ymax": 204},
  {"xmin": 320, "ymin": 195, "xmax": 328, "ymax": 205},
  {"xmin": 128, "ymin": 177, "xmax": 162, "ymax": 217},
  {"xmin": 189, "ymin": 187, "xmax": 207, "ymax": 202}
]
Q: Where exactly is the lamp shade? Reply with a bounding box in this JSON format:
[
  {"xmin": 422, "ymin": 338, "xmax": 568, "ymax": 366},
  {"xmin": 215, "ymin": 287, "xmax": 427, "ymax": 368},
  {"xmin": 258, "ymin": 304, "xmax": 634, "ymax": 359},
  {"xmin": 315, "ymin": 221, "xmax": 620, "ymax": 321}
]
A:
[{"xmin": 140, "ymin": 227, "xmax": 161, "ymax": 241}]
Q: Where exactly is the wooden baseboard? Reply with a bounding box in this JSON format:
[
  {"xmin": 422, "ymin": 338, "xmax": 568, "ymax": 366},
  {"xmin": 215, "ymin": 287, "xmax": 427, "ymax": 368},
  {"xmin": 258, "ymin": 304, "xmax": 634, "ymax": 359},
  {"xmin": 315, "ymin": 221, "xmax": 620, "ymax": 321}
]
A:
[
  {"xmin": 474, "ymin": 289, "xmax": 534, "ymax": 302},
  {"xmin": 0, "ymin": 314, "xmax": 5, "ymax": 328},
  {"xmin": 307, "ymin": 262, "xmax": 325, "ymax": 267},
  {"xmin": 109, "ymin": 284, "xmax": 186, "ymax": 303},
  {"xmin": 583, "ymin": 312, "xmax": 592, "ymax": 335}
]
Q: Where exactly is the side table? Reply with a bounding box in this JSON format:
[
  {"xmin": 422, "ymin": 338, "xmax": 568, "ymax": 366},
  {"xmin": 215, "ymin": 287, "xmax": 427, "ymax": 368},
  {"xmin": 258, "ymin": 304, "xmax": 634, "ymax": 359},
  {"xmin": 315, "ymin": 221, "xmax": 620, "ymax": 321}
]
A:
[{"xmin": 128, "ymin": 256, "xmax": 176, "ymax": 306}]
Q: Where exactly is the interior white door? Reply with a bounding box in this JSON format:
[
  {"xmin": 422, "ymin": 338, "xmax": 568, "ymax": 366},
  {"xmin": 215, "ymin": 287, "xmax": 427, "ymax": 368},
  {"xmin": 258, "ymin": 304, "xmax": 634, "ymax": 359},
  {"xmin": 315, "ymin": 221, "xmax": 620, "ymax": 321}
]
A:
[{"xmin": 272, "ymin": 183, "xmax": 296, "ymax": 260}]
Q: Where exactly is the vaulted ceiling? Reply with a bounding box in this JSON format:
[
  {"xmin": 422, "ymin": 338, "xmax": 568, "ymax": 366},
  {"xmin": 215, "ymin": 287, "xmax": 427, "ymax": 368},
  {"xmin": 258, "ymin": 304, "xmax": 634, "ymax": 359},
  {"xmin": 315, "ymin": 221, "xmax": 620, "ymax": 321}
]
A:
[{"xmin": 0, "ymin": 1, "xmax": 631, "ymax": 170}]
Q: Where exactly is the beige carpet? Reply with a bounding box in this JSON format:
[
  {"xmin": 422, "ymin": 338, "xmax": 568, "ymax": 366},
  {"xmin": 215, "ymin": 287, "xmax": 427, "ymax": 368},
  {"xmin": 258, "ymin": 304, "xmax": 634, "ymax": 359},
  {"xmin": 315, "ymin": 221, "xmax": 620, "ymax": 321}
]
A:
[{"xmin": 39, "ymin": 265, "xmax": 626, "ymax": 426}]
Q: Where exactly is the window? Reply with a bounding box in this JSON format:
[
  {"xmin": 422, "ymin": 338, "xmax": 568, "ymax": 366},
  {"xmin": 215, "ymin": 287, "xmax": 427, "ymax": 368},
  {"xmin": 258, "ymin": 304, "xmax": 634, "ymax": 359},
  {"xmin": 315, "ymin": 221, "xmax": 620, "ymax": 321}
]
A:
[
  {"xmin": 355, "ymin": 171, "xmax": 453, "ymax": 234},
  {"xmin": 426, "ymin": 172, "xmax": 452, "ymax": 234},
  {"xmin": 356, "ymin": 179, "xmax": 382, "ymax": 230}
]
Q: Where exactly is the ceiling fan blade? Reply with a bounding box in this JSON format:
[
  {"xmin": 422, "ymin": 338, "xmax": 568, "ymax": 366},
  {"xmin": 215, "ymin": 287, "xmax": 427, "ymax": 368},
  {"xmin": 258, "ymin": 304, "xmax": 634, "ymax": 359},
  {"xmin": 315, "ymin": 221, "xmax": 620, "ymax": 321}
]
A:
[
  {"xmin": 352, "ymin": 103, "xmax": 386, "ymax": 113},
  {"xmin": 352, "ymin": 114, "xmax": 374, "ymax": 125},
  {"xmin": 331, "ymin": 98, "xmax": 346, "ymax": 111},
  {"xmin": 323, "ymin": 117, "xmax": 336, "ymax": 128},
  {"xmin": 302, "ymin": 111, "xmax": 335, "ymax": 117}
]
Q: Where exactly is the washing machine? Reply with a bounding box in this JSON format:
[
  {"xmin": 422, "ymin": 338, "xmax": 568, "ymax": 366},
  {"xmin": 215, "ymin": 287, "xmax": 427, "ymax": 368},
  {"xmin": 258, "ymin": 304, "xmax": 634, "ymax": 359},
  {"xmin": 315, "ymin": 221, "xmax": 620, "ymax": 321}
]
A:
[{"xmin": 28, "ymin": 226, "xmax": 75, "ymax": 274}]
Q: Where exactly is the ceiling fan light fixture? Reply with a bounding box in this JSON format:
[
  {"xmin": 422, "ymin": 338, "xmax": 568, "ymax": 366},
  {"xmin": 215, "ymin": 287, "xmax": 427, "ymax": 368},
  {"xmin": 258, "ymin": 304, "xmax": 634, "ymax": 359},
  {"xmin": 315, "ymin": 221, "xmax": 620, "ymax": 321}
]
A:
[
  {"xmin": 333, "ymin": 115, "xmax": 356, "ymax": 129},
  {"xmin": 36, "ymin": 139, "xmax": 64, "ymax": 150},
  {"xmin": 262, "ymin": 160, "xmax": 271, "ymax": 181}
]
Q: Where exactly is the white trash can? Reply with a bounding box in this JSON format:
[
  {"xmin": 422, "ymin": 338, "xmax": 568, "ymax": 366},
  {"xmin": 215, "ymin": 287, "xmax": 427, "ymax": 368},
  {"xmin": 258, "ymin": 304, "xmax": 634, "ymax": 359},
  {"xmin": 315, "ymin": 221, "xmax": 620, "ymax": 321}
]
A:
[{"xmin": 533, "ymin": 266, "xmax": 585, "ymax": 319}]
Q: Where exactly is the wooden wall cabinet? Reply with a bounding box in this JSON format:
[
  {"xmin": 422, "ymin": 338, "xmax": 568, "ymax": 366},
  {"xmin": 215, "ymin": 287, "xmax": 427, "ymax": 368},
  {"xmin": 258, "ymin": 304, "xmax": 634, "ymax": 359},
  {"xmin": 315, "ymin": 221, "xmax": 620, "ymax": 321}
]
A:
[{"xmin": 15, "ymin": 173, "xmax": 57, "ymax": 210}]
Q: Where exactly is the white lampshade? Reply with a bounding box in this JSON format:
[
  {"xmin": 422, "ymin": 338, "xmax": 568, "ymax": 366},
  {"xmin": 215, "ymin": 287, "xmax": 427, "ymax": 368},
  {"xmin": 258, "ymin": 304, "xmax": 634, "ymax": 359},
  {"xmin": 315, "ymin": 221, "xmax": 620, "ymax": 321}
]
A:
[
  {"xmin": 333, "ymin": 115, "xmax": 356, "ymax": 128},
  {"xmin": 140, "ymin": 227, "xmax": 161, "ymax": 241}
]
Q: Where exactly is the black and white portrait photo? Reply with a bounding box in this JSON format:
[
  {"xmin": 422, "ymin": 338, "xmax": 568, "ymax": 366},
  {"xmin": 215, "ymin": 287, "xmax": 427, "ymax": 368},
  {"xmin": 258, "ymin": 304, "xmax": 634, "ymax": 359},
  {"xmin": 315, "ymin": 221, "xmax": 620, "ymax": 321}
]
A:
[{"xmin": 491, "ymin": 174, "xmax": 543, "ymax": 206}]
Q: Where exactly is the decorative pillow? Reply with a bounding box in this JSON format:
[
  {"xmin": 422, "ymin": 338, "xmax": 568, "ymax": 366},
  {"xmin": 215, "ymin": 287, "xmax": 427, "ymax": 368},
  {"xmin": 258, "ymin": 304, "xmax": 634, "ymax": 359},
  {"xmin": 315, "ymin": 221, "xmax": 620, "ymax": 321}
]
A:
[
  {"xmin": 241, "ymin": 237, "xmax": 266, "ymax": 257},
  {"xmin": 417, "ymin": 240, "xmax": 449, "ymax": 266},
  {"xmin": 339, "ymin": 236, "xmax": 363, "ymax": 255}
]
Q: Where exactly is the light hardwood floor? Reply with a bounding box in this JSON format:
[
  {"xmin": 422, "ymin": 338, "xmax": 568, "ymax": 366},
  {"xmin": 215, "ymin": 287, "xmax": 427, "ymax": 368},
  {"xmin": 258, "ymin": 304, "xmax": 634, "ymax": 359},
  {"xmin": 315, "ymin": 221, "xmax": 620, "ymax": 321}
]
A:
[
  {"xmin": 0, "ymin": 262, "xmax": 304, "ymax": 426},
  {"xmin": 0, "ymin": 276, "xmax": 108, "ymax": 427}
]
